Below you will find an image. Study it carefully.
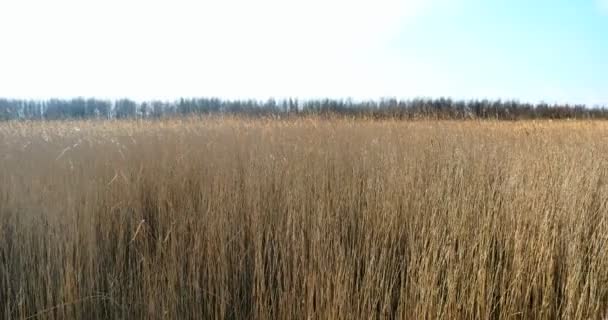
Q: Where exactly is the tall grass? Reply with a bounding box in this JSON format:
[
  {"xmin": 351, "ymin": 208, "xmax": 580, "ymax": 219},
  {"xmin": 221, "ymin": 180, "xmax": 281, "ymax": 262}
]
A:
[{"xmin": 1, "ymin": 118, "xmax": 607, "ymax": 319}]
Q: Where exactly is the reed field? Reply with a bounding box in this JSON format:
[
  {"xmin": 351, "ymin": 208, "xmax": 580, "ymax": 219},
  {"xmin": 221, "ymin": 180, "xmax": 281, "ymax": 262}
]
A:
[{"xmin": 1, "ymin": 117, "xmax": 608, "ymax": 319}]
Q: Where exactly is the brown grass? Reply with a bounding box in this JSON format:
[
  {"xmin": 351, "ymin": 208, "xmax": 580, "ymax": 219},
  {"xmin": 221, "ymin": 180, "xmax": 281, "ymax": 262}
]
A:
[{"xmin": 1, "ymin": 117, "xmax": 607, "ymax": 319}]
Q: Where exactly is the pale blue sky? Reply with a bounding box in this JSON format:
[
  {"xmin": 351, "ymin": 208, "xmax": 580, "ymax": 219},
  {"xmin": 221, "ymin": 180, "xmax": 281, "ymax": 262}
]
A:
[
  {"xmin": 393, "ymin": 0, "xmax": 608, "ymax": 105},
  {"xmin": 0, "ymin": 0, "xmax": 606, "ymax": 105}
]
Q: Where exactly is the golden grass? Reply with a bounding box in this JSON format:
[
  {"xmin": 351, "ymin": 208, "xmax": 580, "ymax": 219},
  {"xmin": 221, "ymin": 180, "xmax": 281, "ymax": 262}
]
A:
[{"xmin": 1, "ymin": 118, "xmax": 607, "ymax": 319}]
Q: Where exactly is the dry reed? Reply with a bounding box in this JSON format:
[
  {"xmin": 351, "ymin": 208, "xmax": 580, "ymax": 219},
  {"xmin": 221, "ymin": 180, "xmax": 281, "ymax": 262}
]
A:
[{"xmin": 0, "ymin": 118, "xmax": 607, "ymax": 319}]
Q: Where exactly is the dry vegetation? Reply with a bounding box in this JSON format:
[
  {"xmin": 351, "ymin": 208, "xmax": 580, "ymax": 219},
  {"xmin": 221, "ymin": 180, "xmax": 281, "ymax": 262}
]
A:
[{"xmin": 1, "ymin": 117, "xmax": 608, "ymax": 319}]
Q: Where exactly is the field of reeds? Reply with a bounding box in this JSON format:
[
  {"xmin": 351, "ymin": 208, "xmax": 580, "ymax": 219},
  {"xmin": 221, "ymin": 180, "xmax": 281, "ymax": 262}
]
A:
[{"xmin": 1, "ymin": 117, "xmax": 607, "ymax": 319}]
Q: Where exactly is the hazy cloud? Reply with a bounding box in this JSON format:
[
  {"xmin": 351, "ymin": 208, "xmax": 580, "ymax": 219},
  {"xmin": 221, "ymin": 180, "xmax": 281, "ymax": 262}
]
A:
[{"xmin": 0, "ymin": 0, "xmax": 434, "ymax": 99}]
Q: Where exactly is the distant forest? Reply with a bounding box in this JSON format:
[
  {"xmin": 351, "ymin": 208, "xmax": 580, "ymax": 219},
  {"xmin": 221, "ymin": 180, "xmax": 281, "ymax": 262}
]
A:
[{"xmin": 0, "ymin": 97, "xmax": 606, "ymax": 120}]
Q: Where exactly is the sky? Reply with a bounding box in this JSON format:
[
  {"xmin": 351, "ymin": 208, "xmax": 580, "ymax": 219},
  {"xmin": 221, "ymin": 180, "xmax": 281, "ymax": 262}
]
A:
[{"xmin": 0, "ymin": 0, "xmax": 607, "ymax": 105}]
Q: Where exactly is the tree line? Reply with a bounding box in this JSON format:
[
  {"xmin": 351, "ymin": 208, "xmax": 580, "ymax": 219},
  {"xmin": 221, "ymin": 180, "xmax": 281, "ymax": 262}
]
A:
[{"xmin": 0, "ymin": 97, "xmax": 606, "ymax": 120}]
